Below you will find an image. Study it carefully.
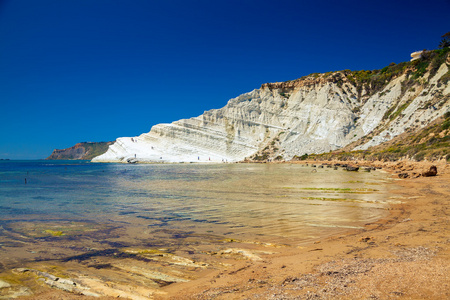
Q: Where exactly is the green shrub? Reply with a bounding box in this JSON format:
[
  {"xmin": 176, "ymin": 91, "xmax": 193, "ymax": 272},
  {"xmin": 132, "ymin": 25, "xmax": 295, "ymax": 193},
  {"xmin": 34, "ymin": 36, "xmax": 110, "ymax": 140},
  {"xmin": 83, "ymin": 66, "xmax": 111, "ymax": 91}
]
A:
[
  {"xmin": 299, "ymin": 153, "xmax": 309, "ymax": 160},
  {"xmin": 411, "ymin": 59, "xmax": 429, "ymax": 79},
  {"xmin": 429, "ymin": 47, "xmax": 450, "ymax": 77},
  {"xmin": 442, "ymin": 119, "xmax": 450, "ymax": 130}
]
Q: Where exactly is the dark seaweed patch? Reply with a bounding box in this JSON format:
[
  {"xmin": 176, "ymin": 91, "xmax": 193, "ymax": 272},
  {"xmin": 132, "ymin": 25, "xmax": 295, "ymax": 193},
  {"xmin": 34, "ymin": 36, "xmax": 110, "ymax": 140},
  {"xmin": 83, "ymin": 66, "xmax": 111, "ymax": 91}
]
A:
[
  {"xmin": 32, "ymin": 196, "xmax": 54, "ymax": 201},
  {"xmin": 88, "ymin": 263, "xmax": 113, "ymax": 269},
  {"xmin": 63, "ymin": 248, "xmax": 117, "ymax": 261},
  {"xmin": 0, "ymin": 205, "xmax": 32, "ymax": 215},
  {"xmin": 136, "ymin": 215, "xmax": 153, "ymax": 220},
  {"xmin": 152, "ymin": 278, "xmax": 175, "ymax": 287},
  {"xmin": 118, "ymin": 211, "xmax": 138, "ymax": 215},
  {"xmin": 99, "ymin": 241, "xmax": 129, "ymax": 248},
  {"xmin": 147, "ymin": 223, "xmax": 168, "ymax": 227},
  {"xmin": 171, "ymin": 232, "xmax": 194, "ymax": 239},
  {"xmin": 0, "ymin": 241, "xmax": 26, "ymax": 247},
  {"xmin": 62, "ymin": 248, "xmax": 152, "ymax": 262}
]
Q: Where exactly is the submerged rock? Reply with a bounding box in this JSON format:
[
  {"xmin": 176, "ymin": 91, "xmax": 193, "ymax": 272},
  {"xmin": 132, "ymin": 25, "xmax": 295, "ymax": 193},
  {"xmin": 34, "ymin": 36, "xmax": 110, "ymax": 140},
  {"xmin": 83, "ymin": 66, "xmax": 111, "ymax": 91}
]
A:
[
  {"xmin": 0, "ymin": 280, "xmax": 11, "ymax": 289},
  {"xmin": 0, "ymin": 286, "xmax": 32, "ymax": 299},
  {"xmin": 218, "ymin": 248, "xmax": 264, "ymax": 261},
  {"xmin": 13, "ymin": 268, "xmax": 100, "ymax": 297}
]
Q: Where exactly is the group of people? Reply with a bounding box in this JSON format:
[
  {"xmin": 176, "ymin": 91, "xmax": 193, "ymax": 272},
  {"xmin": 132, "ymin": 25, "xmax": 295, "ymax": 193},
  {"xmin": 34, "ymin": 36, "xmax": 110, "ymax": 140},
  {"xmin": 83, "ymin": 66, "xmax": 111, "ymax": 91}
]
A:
[
  {"xmin": 197, "ymin": 156, "xmax": 229, "ymax": 162},
  {"xmin": 127, "ymin": 140, "xmax": 231, "ymax": 162}
]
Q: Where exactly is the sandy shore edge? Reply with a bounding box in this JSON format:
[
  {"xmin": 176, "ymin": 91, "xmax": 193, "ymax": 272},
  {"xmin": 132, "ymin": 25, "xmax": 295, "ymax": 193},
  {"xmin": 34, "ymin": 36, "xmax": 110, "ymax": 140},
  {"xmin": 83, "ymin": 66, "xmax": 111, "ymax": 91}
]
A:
[
  {"xmin": 2, "ymin": 160, "xmax": 448, "ymax": 299},
  {"xmin": 163, "ymin": 160, "xmax": 449, "ymax": 299}
]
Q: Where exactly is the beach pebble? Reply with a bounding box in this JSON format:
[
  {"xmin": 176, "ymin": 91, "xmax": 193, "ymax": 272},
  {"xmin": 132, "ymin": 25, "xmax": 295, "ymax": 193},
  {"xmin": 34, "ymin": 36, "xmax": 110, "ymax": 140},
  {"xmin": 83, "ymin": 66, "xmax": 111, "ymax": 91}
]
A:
[
  {"xmin": 13, "ymin": 268, "xmax": 30, "ymax": 273},
  {"xmin": 359, "ymin": 237, "xmax": 372, "ymax": 242},
  {"xmin": 0, "ymin": 279, "xmax": 11, "ymax": 289}
]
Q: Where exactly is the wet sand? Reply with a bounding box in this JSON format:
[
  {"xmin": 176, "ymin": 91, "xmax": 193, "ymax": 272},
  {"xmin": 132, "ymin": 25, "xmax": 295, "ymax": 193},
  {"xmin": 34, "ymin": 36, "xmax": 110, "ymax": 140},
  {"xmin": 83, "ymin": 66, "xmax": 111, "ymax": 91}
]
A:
[
  {"xmin": 165, "ymin": 160, "xmax": 450, "ymax": 299},
  {"xmin": 0, "ymin": 161, "xmax": 448, "ymax": 299}
]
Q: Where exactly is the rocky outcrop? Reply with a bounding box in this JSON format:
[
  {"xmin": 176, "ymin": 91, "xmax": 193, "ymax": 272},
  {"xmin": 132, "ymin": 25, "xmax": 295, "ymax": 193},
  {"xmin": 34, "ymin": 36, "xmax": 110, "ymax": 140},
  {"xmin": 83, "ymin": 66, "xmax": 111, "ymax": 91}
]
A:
[
  {"xmin": 422, "ymin": 166, "xmax": 438, "ymax": 177},
  {"xmin": 93, "ymin": 50, "xmax": 450, "ymax": 163},
  {"xmin": 47, "ymin": 142, "xmax": 112, "ymax": 160}
]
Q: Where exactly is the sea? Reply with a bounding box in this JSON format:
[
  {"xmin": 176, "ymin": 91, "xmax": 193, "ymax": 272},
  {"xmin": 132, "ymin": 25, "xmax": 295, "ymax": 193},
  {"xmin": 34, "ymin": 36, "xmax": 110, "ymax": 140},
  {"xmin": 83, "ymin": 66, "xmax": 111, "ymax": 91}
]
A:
[{"xmin": 0, "ymin": 160, "xmax": 398, "ymax": 296}]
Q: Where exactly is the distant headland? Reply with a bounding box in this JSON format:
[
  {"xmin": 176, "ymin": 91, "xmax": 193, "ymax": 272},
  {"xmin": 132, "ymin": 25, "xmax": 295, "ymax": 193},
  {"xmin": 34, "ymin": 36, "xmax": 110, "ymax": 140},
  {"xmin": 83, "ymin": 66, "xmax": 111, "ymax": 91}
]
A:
[{"xmin": 46, "ymin": 142, "xmax": 112, "ymax": 160}]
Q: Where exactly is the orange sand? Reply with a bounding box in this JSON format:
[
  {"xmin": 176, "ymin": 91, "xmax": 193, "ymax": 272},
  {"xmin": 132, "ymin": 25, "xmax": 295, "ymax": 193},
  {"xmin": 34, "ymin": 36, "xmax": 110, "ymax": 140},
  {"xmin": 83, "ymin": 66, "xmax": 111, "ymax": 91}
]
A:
[{"xmin": 163, "ymin": 160, "xmax": 450, "ymax": 299}]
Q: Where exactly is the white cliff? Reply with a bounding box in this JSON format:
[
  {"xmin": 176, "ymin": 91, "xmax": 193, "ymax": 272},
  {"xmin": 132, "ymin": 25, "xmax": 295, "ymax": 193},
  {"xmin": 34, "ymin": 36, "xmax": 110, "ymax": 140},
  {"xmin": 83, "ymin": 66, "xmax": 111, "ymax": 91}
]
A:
[{"xmin": 93, "ymin": 51, "xmax": 450, "ymax": 163}]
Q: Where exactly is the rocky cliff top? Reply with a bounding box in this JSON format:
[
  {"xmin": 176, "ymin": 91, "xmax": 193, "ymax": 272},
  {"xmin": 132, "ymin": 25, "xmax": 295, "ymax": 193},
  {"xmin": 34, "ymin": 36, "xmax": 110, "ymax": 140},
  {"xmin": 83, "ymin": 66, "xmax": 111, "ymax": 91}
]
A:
[{"xmin": 263, "ymin": 48, "xmax": 449, "ymax": 97}]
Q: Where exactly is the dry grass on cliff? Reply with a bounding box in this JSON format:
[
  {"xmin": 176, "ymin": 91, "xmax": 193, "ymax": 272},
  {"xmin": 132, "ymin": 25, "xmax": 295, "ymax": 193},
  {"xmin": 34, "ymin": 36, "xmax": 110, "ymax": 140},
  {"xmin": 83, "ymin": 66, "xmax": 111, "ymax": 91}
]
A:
[{"xmin": 301, "ymin": 112, "xmax": 450, "ymax": 163}]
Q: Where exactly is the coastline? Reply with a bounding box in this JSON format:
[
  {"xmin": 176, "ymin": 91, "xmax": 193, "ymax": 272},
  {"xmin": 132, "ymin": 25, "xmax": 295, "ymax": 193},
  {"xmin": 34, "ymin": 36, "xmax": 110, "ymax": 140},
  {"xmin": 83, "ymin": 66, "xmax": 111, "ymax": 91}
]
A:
[
  {"xmin": 1, "ymin": 160, "xmax": 447, "ymax": 299},
  {"xmin": 164, "ymin": 160, "xmax": 450, "ymax": 299}
]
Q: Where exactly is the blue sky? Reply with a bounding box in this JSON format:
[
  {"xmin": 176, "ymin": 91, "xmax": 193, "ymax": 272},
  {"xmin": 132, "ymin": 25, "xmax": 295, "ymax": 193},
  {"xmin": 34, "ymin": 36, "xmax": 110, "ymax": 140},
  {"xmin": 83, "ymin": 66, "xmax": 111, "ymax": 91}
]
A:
[{"xmin": 1, "ymin": 0, "xmax": 449, "ymax": 159}]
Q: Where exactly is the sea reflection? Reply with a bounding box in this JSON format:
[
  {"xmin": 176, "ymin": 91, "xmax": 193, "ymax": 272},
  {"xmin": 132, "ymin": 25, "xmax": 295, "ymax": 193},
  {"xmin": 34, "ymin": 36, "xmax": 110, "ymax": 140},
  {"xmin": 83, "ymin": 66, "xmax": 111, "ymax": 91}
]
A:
[
  {"xmin": 104, "ymin": 163, "xmax": 394, "ymax": 245},
  {"xmin": 0, "ymin": 161, "xmax": 397, "ymax": 297},
  {"xmin": 0, "ymin": 162, "xmax": 395, "ymax": 246}
]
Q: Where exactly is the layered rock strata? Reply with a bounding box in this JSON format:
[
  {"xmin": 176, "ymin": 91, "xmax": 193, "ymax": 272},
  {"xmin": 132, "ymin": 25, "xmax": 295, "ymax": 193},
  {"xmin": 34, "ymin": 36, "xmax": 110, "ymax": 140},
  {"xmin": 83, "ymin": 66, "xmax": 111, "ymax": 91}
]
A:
[{"xmin": 93, "ymin": 52, "xmax": 450, "ymax": 163}]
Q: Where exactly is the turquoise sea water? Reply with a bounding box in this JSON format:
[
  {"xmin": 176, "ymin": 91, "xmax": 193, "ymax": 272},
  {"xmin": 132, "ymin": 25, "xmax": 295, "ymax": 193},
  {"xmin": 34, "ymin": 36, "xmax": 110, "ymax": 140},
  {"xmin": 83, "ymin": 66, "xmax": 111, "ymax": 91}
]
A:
[
  {"xmin": 0, "ymin": 160, "xmax": 395, "ymax": 247},
  {"xmin": 0, "ymin": 160, "xmax": 398, "ymax": 296}
]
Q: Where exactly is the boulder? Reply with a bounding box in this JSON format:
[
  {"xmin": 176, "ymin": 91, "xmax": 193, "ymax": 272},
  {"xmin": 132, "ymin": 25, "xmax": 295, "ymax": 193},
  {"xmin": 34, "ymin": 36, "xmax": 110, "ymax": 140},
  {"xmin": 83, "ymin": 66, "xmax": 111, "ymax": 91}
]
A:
[
  {"xmin": 422, "ymin": 166, "xmax": 437, "ymax": 177},
  {"xmin": 346, "ymin": 166, "xmax": 359, "ymax": 171}
]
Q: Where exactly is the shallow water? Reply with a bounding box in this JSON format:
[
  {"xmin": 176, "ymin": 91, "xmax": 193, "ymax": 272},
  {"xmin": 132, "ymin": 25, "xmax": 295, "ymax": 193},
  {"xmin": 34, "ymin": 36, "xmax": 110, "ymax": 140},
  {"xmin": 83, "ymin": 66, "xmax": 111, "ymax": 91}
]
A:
[
  {"xmin": 0, "ymin": 161, "xmax": 395, "ymax": 245},
  {"xmin": 0, "ymin": 160, "xmax": 397, "ymax": 296}
]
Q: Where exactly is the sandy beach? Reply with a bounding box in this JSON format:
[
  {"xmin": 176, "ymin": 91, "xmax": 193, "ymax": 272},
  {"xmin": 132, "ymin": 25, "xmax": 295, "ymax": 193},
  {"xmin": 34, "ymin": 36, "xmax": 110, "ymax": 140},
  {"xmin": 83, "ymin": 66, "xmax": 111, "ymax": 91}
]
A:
[
  {"xmin": 163, "ymin": 160, "xmax": 450, "ymax": 299},
  {"xmin": 0, "ymin": 160, "xmax": 448, "ymax": 299}
]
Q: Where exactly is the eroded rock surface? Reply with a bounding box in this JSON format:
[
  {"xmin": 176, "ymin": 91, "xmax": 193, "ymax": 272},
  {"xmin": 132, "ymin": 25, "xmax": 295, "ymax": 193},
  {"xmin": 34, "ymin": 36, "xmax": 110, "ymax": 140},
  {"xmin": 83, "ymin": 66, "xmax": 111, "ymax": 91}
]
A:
[{"xmin": 93, "ymin": 53, "xmax": 450, "ymax": 163}]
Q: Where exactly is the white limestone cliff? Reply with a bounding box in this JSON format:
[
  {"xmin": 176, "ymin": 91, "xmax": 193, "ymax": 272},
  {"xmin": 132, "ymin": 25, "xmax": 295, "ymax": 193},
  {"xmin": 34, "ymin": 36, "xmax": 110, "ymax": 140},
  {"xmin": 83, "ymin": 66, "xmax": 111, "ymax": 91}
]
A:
[{"xmin": 93, "ymin": 54, "xmax": 450, "ymax": 163}]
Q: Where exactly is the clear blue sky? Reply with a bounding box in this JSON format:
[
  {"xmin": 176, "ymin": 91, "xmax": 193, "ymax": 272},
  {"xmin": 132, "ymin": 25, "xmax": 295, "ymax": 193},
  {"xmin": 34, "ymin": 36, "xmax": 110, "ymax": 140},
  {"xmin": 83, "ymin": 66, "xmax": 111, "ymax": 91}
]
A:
[{"xmin": 1, "ymin": 0, "xmax": 449, "ymax": 159}]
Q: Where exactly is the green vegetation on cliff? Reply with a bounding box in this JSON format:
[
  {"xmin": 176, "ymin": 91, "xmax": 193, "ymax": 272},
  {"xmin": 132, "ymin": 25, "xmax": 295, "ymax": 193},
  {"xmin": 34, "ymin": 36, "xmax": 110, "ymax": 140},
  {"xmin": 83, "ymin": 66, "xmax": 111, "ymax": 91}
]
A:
[
  {"xmin": 292, "ymin": 47, "xmax": 450, "ymax": 99},
  {"xmin": 301, "ymin": 112, "xmax": 450, "ymax": 162},
  {"xmin": 251, "ymin": 45, "xmax": 450, "ymax": 163}
]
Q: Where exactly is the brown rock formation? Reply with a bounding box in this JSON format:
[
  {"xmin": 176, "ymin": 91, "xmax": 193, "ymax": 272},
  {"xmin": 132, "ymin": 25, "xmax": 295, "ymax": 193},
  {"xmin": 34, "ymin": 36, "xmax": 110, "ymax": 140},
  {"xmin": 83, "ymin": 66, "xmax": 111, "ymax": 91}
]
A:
[
  {"xmin": 422, "ymin": 165, "xmax": 438, "ymax": 177},
  {"xmin": 46, "ymin": 142, "xmax": 113, "ymax": 160}
]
